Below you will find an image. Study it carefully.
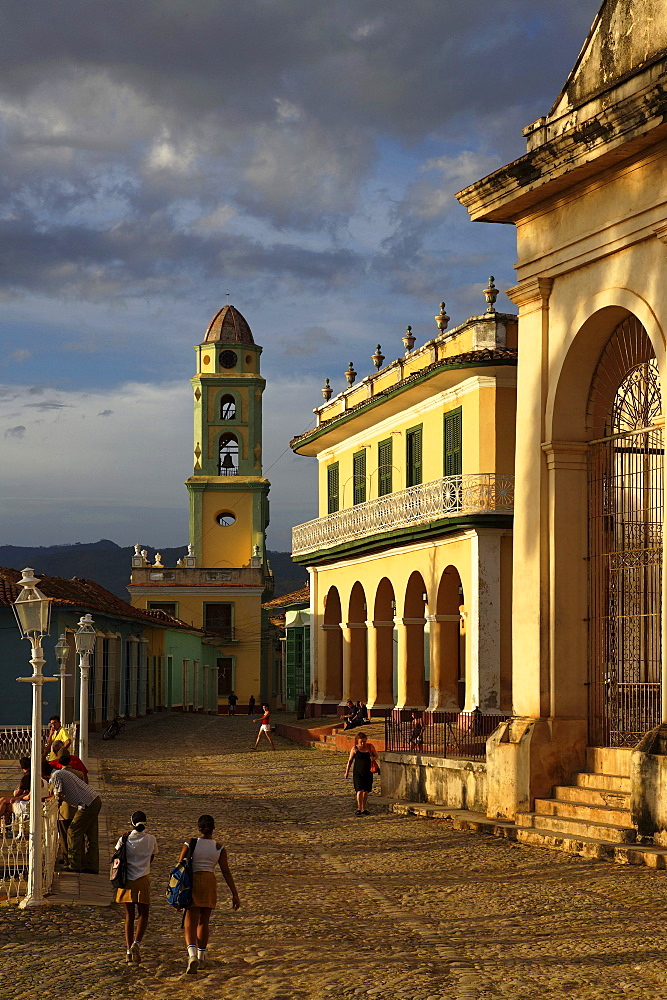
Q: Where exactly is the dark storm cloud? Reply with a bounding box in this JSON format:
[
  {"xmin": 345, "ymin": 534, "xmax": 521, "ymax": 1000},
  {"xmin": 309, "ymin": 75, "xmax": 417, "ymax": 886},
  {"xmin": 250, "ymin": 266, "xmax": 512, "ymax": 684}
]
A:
[
  {"xmin": 4, "ymin": 425, "xmax": 25, "ymax": 439},
  {"xmin": 0, "ymin": 0, "xmax": 599, "ymax": 306}
]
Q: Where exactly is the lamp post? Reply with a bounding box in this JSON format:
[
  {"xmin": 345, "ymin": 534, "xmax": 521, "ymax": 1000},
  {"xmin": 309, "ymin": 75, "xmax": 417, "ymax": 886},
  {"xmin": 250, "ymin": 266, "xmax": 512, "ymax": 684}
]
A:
[
  {"xmin": 13, "ymin": 567, "xmax": 58, "ymax": 908},
  {"xmin": 75, "ymin": 614, "xmax": 96, "ymax": 762},
  {"xmin": 54, "ymin": 634, "xmax": 71, "ymax": 725}
]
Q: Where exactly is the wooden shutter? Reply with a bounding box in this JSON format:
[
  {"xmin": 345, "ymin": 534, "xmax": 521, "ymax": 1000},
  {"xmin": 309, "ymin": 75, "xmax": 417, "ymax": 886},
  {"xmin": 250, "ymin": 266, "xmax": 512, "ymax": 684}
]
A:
[
  {"xmin": 407, "ymin": 427, "xmax": 422, "ymax": 487},
  {"xmin": 444, "ymin": 407, "xmax": 462, "ymax": 477},
  {"xmin": 327, "ymin": 463, "xmax": 339, "ymax": 513},
  {"xmin": 378, "ymin": 438, "xmax": 392, "ymax": 496},
  {"xmin": 353, "ymin": 450, "xmax": 367, "ymax": 505}
]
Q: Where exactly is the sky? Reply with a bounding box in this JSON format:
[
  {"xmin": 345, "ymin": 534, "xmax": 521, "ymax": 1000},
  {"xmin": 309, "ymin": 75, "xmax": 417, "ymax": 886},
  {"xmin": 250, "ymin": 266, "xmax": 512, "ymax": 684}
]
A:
[{"xmin": 0, "ymin": 0, "xmax": 601, "ymax": 553}]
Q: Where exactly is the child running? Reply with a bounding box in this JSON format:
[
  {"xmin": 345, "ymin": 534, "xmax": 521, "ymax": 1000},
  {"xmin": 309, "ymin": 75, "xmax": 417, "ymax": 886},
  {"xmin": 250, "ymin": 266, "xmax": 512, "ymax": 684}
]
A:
[
  {"xmin": 115, "ymin": 810, "xmax": 157, "ymax": 964},
  {"xmin": 253, "ymin": 703, "xmax": 276, "ymax": 750},
  {"xmin": 178, "ymin": 814, "xmax": 241, "ymax": 974}
]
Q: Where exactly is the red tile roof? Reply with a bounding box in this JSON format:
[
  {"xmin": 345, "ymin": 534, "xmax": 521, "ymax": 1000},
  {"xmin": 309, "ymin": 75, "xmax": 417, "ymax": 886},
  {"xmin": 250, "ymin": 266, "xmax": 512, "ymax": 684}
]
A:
[
  {"xmin": 0, "ymin": 567, "xmax": 200, "ymax": 632},
  {"xmin": 262, "ymin": 585, "xmax": 310, "ymax": 610}
]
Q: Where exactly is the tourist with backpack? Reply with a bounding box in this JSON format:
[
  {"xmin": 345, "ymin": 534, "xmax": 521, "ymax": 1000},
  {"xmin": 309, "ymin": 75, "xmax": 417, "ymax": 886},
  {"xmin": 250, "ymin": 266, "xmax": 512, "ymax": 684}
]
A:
[
  {"xmin": 114, "ymin": 810, "xmax": 157, "ymax": 964},
  {"xmin": 174, "ymin": 814, "xmax": 240, "ymax": 974}
]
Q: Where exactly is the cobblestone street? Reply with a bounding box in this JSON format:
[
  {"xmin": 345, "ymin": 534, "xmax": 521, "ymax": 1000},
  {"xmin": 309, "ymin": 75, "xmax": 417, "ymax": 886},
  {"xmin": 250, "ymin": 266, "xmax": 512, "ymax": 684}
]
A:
[{"xmin": 4, "ymin": 714, "xmax": 667, "ymax": 1000}]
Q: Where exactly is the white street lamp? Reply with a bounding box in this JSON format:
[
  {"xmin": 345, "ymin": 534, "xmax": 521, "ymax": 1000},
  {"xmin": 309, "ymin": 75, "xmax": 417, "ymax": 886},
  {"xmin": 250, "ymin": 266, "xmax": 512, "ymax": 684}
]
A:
[
  {"xmin": 75, "ymin": 614, "xmax": 96, "ymax": 762},
  {"xmin": 54, "ymin": 634, "xmax": 71, "ymax": 726},
  {"xmin": 13, "ymin": 567, "xmax": 58, "ymax": 908}
]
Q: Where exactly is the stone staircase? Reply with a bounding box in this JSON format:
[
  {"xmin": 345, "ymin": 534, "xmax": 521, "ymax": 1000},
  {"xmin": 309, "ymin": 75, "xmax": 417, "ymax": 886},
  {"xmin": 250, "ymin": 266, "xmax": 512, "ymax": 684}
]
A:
[{"xmin": 525, "ymin": 746, "xmax": 635, "ymax": 846}]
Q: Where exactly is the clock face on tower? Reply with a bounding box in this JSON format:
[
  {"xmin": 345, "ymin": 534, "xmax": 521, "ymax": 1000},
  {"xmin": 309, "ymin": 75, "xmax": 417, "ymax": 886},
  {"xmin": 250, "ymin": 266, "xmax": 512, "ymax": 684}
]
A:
[{"xmin": 219, "ymin": 350, "xmax": 237, "ymax": 369}]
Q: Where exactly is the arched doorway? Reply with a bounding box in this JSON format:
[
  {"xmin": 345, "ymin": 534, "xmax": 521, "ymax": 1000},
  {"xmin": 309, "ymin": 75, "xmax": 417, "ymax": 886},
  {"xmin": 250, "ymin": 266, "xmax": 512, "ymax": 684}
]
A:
[
  {"xmin": 401, "ymin": 571, "xmax": 428, "ymax": 707},
  {"xmin": 588, "ymin": 315, "xmax": 663, "ymax": 747},
  {"xmin": 433, "ymin": 567, "xmax": 465, "ymax": 710},
  {"xmin": 371, "ymin": 578, "xmax": 396, "ymax": 708},
  {"xmin": 322, "ymin": 587, "xmax": 343, "ymax": 703},
  {"xmin": 346, "ymin": 583, "xmax": 368, "ymax": 703}
]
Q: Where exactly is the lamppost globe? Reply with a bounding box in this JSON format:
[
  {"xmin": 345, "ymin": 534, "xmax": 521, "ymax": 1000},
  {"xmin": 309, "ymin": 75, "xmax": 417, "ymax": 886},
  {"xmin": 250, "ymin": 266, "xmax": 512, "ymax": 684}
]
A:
[
  {"xmin": 74, "ymin": 614, "xmax": 96, "ymax": 655},
  {"xmin": 13, "ymin": 568, "xmax": 51, "ymax": 639}
]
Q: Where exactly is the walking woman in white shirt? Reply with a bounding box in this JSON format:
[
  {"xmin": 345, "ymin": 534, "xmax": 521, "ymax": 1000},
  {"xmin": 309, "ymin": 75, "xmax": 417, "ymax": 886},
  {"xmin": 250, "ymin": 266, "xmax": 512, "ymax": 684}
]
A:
[
  {"xmin": 115, "ymin": 810, "xmax": 157, "ymax": 964},
  {"xmin": 177, "ymin": 813, "xmax": 240, "ymax": 974}
]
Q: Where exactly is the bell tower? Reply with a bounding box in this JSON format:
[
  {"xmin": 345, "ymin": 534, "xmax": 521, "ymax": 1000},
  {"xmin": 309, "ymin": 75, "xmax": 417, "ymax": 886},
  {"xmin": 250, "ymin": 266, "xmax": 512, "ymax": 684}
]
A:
[
  {"xmin": 187, "ymin": 304, "xmax": 270, "ymax": 569},
  {"xmin": 129, "ymin": 303, "xmax": 273, "ymax": 714}
]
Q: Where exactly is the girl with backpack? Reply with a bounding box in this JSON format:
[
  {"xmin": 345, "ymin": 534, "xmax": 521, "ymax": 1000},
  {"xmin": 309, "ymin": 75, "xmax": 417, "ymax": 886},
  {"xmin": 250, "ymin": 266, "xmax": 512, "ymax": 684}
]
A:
[
  {"xmin": 177, "ymin": 814, "xmax": 240, "ymax": 974},
  {"xmin": 115, "ymin": 810, "xmax": 157, "ymax": 964}
]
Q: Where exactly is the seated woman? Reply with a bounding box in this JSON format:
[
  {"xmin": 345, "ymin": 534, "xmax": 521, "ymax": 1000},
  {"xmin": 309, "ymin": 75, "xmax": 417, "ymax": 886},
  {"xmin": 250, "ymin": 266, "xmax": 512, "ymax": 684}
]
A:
[{"xmin": 0, "ymin": 758, "xmax": 31, "ymax": 828}]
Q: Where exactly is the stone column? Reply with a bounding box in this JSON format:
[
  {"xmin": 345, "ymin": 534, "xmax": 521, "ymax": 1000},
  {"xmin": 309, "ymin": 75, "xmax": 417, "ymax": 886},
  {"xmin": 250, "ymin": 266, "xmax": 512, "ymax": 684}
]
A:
[
  {"xmin": 427, "ymin": 614, "xmax": 461, "ymax": 710},
  {"xmin": 468, "ymin": 529, "xmax": 502, "ymax": 713},
  {"xmin": 341, "ymin": 622, "xmax": 367, "ymax": 703},
  {"xmin": 505, "ymin": 276, "xmax": 553, "ymax": 719},
  {"xmin": 395, "ymin": 617, "xmax": 426, "ymax": 708},
  {"xmin": 366, "ymin": 620, "xmax": 395, "ymax": 709}
]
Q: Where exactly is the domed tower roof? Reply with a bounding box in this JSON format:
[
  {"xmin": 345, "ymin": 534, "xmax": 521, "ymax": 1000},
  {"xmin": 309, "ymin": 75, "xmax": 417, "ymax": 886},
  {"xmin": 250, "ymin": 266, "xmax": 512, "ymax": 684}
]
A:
[{"xmin": 203, "ymin": 304, "xmax": 254, "ymax": 345}]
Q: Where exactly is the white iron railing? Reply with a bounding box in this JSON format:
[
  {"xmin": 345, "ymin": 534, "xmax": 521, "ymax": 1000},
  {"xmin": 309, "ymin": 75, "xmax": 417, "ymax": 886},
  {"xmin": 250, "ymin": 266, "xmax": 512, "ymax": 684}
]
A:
[
  {"xmin": 0, "ymin": 795, "xmax": 59, "ymax": 904},
  {"xmin": 292, "ymin": 473, "xmax": 514, "ymax": 557},
  {"xmin": 0, "ymin": 724, "xmax": 78, "ymax": 761}
]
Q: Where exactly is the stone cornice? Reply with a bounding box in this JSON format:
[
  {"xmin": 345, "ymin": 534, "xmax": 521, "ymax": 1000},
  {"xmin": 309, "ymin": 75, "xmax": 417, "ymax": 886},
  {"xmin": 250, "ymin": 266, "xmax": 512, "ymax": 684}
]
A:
[{"xmin": 506, "ymin": 277, "xmax": 554, "ymax": 313}]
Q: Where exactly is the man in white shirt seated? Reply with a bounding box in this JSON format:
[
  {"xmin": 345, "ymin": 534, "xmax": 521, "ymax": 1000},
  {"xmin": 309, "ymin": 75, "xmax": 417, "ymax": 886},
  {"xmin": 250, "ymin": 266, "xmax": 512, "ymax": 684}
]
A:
[{"xmin": 50, "ymin": 767, "xmax": 102, "ymax": 874}]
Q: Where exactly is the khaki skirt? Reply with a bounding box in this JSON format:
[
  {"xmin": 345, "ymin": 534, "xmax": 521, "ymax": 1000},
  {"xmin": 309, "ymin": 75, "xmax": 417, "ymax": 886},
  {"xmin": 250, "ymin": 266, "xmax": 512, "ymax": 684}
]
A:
[
  {"xmin": 191, "ymin": 870, "xmax": 217, "ymax": 909},
  {"xmin": 115, "ymin": 875, "xmax": 151, "ymax": 905}
]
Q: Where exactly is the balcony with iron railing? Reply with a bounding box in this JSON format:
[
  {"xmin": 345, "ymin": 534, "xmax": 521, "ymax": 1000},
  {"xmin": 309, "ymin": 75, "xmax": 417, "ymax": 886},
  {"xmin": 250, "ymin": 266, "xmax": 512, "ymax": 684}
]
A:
[{"xmin": 292, "ymin": 473, "xmax": 514, "ymax": 558}]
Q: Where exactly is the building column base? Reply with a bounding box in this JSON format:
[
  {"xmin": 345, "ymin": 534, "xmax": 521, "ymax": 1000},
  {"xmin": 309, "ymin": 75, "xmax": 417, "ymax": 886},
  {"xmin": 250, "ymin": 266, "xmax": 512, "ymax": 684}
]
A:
[
  {"xmin": 486, "ymin": 715, "xmax": 587, "ymax": 821},
  {"xmin": 305, "ymin": 700, "xmax": 340, "ymax": 718}
]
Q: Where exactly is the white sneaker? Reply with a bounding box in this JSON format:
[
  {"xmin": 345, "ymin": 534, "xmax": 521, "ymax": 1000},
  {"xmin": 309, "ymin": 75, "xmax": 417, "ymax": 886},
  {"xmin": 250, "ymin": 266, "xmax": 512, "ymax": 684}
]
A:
[
  {"xmin": 130, "ymin": 942, "xmax": 141, "ymax": 964},
  {"xmin": 186, "ymin": 956, "xmax": 199, "ymax": 974},
  {"xmin": 197, "ymin": 951, "xmax": 206, "ymax": 967}
]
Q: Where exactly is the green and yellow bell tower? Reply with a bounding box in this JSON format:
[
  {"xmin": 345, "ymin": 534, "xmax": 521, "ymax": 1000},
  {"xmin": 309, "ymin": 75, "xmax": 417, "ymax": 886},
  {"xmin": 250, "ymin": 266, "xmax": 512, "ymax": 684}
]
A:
[
  {"xmin": 129, "ymin": 304, "xmax": 273, "ymax": 713},
  {"xmin": 187, "ymin": 304, "xmax": 270, "ymax": 568}
]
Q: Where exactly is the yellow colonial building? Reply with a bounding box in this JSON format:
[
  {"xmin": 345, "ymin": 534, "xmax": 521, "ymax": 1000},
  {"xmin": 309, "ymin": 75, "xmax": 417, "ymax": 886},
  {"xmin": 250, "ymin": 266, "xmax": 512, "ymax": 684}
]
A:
[
  {"xmin": 291, "ymin": 302, "xmax": 516, "ymax": 720},
  {"xmin": 453, "ymin": 0, "xmax": 667, "ymax": 854},
  {"xmin": 129, "ymin": 304, "xmax": 273, "ymax": 712}
]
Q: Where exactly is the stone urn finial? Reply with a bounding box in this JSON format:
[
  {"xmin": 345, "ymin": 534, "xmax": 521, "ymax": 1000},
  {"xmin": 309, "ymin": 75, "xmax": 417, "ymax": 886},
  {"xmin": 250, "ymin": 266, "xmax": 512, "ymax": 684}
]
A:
[
  {"xmin": 435, "ymin": 302, "xmax": 450, "ymax": 334},
  {"xmin": 484, "ymin": 276, "xmax": 499, "ymax": 313},
  {"xmin": 371, "ymin": 345, "xmax": 385, "ymax": 370},
  {"xmin": 402, "ymin": 325, "xmax": 416, "ymax": 354},
  {"xmin": 345, "ymin": 362, "xmax": 357, "ymax": 386},
  {"xmin": 321, "ymin": 378, "xmax": 333, "ymax": 401}
]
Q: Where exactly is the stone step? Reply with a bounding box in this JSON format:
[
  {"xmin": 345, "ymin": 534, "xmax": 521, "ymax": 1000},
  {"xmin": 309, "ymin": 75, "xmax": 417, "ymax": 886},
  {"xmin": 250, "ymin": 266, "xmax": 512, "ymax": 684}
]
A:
[
  {"xmin": 585, "ymin": 746, "xmax": 632, "ymax": 777},
  {"xmin": 534, "ymin": 797, "xmax": 632, "ymax": 827},
  {"xmin": 573, "ymin": 771, "xmax": 631, "ymax": 793},
  {"xmin": 553, "ymin": 784, "xmax": 630, "ymax": 809},
  {"xmin": 526, "ymin": 811, "xmax": 637, "ymax": 844}
]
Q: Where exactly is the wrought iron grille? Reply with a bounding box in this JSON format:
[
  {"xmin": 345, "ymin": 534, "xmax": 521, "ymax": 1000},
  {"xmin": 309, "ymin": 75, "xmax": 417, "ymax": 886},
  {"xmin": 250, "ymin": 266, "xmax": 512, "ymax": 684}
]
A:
[
  {"xmin": 384, "ymin": 709, "xmax": 502, "ymax": 761},
  {"xmin": 0, "ymin": 724, "xmax": 78, "ymax": 760},
  {"xmin": 588, "ymin": 347, "xmax": 663, "ymax": 748}
]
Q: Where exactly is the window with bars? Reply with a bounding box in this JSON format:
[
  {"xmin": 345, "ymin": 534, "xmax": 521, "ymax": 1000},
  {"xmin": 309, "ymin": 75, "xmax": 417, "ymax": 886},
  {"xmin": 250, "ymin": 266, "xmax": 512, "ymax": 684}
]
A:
[
  {"xmin": 406, "ymin": 425, "xmax": 423, "ymax": 487},
  {"xmin": 327, "ymin": 462, "xmax": 339, "ymax": 513},
  {"xmin": 205, "ymin": 603, "xmax": 234, "ymax": 642},
  {"xmin": 353, "ymin": 450, "xmax": 366, "ymax": 505},
  {"xmin": 378, "ymin": 438, "xmax": 392, "ymax": 496},
  {"xmin": 444, "ymin": 407, "xmax": 462, "ymax": 478}
]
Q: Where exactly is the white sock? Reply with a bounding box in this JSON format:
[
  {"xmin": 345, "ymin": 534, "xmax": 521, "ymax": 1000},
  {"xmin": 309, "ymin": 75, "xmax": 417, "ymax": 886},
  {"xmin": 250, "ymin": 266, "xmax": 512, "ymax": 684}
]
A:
[
  {"xmin": 197, "ymin": 948, "xmax": 206, "ymax": 960},
  {"xmin": 187, "ymin": 945, "xmax": 197, "ymax": 959}
]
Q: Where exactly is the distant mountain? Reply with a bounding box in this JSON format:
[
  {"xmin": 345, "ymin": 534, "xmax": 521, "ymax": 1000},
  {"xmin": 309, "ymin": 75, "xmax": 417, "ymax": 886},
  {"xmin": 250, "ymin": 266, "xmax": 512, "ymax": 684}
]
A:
[{"xmin": 0, "ymin": 540, "xmax": 307, "ymax": 601}]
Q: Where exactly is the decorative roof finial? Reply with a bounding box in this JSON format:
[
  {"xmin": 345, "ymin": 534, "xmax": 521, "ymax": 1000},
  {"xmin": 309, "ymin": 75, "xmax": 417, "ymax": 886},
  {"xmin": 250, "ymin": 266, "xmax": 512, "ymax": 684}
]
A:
[
  {"xmin": 484, "ymin": 276, "xmax": 499, "ymax": 313},
  {"xmin": 371, "ymin": 345, "xmax": 385, "ymax": 370},
  {"xmin": 345, "ymin": 362, "xmax": 357, "ymax": 386},
  {"xmin": 435, "ymin": 302, "xmax": 450, "ymax": 334},
  {"xmin": 321, "ymin": 378, "xmax": 333, "ymax": 401},
  {"xmin": 402, "ymin": 325, "xmax": 416, "ymax": 354}
]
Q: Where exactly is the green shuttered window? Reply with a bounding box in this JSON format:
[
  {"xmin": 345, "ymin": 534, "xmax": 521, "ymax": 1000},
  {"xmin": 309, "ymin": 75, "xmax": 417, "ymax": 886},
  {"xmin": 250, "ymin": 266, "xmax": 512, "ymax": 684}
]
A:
[
  {"xmin": 444, "ymin": 407, "xmax": 462, "ymax": 477},
  {"xmin": 353, "ymin": 449, "xmax": 367, "ymax": 505},
  {"xmin": 406, "ymin": 426, "xmax": 422, "ymax": 487},
  {"xmin": 378, "ymin": 438, "xmax": 392, "ymax": 496},
  {"xmin": 327, "ymin": 462, "xmax": 339, "ymax": 513}
]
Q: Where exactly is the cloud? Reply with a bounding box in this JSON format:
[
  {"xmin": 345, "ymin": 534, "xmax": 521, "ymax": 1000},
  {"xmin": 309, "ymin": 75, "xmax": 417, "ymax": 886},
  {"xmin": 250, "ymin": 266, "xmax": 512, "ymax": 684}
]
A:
[
  {"xmin": 8, "ymin": 349, "xmax": 31, "ymax": 363},
  {"xmin": 280, "ymin": 326, "xmax": 337, "ymax": 357},
  {"xmin": 97, "ymin": 409, "xmax": 113, "ymax": 417},
  {"xmin": 4, "ymin": 425, "xmax": 25, "ymax": 439}
]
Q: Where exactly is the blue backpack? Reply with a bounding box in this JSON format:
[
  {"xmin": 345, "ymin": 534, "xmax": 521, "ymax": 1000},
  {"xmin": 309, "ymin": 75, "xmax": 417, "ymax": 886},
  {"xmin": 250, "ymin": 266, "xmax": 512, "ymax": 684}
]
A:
[{"xmin": 165, "ymin": 838, "xmax": 197, "ymax": 917}]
